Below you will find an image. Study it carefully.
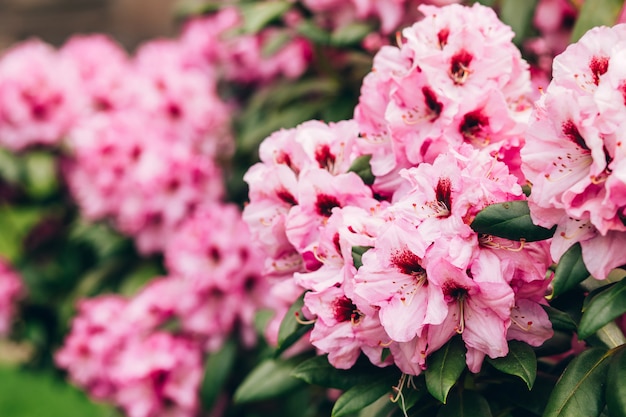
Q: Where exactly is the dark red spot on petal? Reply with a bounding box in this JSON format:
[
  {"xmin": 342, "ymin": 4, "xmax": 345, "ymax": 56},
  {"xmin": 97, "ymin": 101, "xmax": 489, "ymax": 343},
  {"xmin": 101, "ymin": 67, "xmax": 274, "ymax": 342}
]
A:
[
  {"xmin": 562, "ymin": 120, "xmax": 590, "ymax": 151},
  {"xmin": 460, "ymin": 109, "xmax": 488, "ymax": 142},
  {"xmin": 589, "ymin": 56, "xmax": 609, "ymax": 85},
  {"xmin": 315, "ymin": 193, "xmax": 341, "ymax": 217},
  {"xmin": 332, "ymin": 296, "xmax": 361, "ymax": 323},
  {"xmin": 276, "ymin": 188, "xmax": 297, "ymax": 206},
  {"xmin": 436, "ymin": 177, "xmax": 452, "ymax": 215},
  {"xmin": 438, "ymin": 28, "xmax": 450, "ymax": 48},
  {"xmin": 391, "ymin": 249, "xmax": 426, "ymax": 277},
  {"xmin": 442, "ymin": 281, "xmax": 468, "ymax": 303},
  {"xmin": 315, "ymin": 144, "xmax": 336, "ymax": 170},
  {"xmin": 422, "ymin": 86, "xmax": 443, "ymax": 120},
  {"xmin": 449, "ymin": 49, "xmax": 473, "ymax": 84}
]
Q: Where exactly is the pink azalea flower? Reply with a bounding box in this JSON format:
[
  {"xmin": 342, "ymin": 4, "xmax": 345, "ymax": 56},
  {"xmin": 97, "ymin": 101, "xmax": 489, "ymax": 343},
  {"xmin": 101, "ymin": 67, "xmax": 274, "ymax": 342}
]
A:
[{"xmin": 0, "ymin": 39, "xmax": 84, "ymax": 150}]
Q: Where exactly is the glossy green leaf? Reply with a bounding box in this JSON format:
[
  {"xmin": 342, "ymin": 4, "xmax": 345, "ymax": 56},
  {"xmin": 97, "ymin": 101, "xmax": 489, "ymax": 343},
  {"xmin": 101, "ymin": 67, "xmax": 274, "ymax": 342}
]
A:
[
  {"xmin": 543, "ymin": 305, "xmax": 578, "ymax": 332},
  {"xmin": 436, "ymin": 390, "xmax": 493, "ymax": 417},
  {"xmin": 578, "ymin": 279, "xmax": 626, "ymax": 340},
  {"xmin": 348, "ymin": 155, "xmax": 375, "ymax": 186},
  {"xmin": 276, "ymin": 292, "xmax": 313, "ymax": 356},
  {"xmin": 330, "ymin": 22, "xmax": 374, "ymax": 46},
  {"xmin": 292, "ymin": 354, "xmax": 400, "ymax": 390},
  {"xmin": 487, "ymin": 341, "xmax": 536, "ymax": 389},
  {"xmin": 606, "ymin": 347, "xmax": 626, "ymax": 417},
  {"xmin": 240, "ymin": 1, "xmax": 291, "ymax": 34},
  {"xmin": 588, "ymin": 321, "xmax": 626, "ymax": 350},
  {"xmin": 499, "ymin": 0, "xmax": 539, "ymax": 44},
  {"xmin": 552, "ymin": 243, "xmax": 591, "ymax": 297},
  {"xmin": 470, "ymin": 201, "xmax": 555, "ymax": 242},
  {"xmin": 351, "ymin": 246, "xmax": 372, "ymax": 269},
  {"xmin": 425, "ymin": 336, "xmax": 466, "ymax": 404},
  {"xmin": 543, "ymin": 347, "xmax": 611, "ymax": 417},
  {"xmin": 331, "ymin": 374, "xmax": 398, "ymax": 417},
  {"xmin": 200, "ymin": 339, "xmax": 237, "ymax": 410},
  {"xmin": 233, "ymin": 356, "xmax": 305, "ymax": 404},
  {"xmin": 571, "ymin": 0, "xmax": 624, "ymax": 42}
]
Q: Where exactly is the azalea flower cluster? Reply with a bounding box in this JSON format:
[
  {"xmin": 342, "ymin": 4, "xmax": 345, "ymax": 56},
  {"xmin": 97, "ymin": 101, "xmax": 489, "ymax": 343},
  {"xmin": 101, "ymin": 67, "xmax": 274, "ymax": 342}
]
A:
[
  {"xmin": 244, "ymin": 3, "xmax": 554, "ymax": 374},
  {"xmin": 56, "ymin": 203, "xmax": 267, "ymax": 417},
  {"xmin": 0, "ymin": 259, "xmax": 23, "ymax": 336},
  {"xmin": 523, "ymin": 23, "xmax": 626, "ymax": 279}
]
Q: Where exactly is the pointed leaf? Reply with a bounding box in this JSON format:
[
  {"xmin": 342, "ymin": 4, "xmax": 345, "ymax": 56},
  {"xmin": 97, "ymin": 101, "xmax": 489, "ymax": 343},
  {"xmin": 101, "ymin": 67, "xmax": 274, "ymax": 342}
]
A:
[
  {"xmin": 543, "ymin": 305, "xmax": 577, "ymax": 332},
  {"xmin": 233, "ymin": 356, "xmax": 305, "ymax": 404},
  {"xmin": 425, "ymin": 336, "xmax": 466, "ymax": 404},
  {"xmin": 470, "ymin": 201, "xmax": 555, "ymax": 242},
  {"xmin": 348, "ymin": 155, "xmax": 375, "ymax": 186},
  {"xmin": 436, "ymin": 390, "xmax": 493, "ymax": 417},
  {"xmin": 499, "ymin": 0, "xmax": 539, "ymax": 44},
  {"xmin": 552, "ymin": 243, "xmax": 590, "ymax": 297},
  {"xmin": 578, "ymin": 279, "xmax": 626, "ymax": 340},
  {"xmin": 331, "ymin": 374, "xmax": 398, "ymax": 417},
  {"xmin": 543, "ymin": 347, "xmax": 611, "ymax": 417},
  {"xmin": 276, "ymin": 292, "xmax": 313, "ymax": 356},
  {"xmin": 487, "ymin": 341, "xmax": 537, "ymax": 389},
  {"xmin": 606, "ymin": 347, "xmax": 626, "ymax": 417},
  {"xmin": 200, "ymin": 339, "xmax": 237, "ymax": 410},
  {"xmin": 292, "ymin": 354, "xmax": 399, "ymax": 390},
  {"xmin": 571, "ymin": 0, "xmax": 624, "ymax": 42}
]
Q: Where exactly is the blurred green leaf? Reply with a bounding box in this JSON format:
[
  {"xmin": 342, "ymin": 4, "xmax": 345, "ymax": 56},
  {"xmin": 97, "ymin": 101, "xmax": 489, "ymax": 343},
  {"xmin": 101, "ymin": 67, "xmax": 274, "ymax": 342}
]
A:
[
  {"xmin": 425, "ymin": 336, "xmax": 466, "ymax": 404},
  {"xmin": 331, "ymin": 373, "xmax": 398, "ymax": 417},
  {"xmin": 578, "ymin": 279, "xmax": 626, "ymax": 340},
  {"xmin": 233, "ymin": 356, "xmax": 305, "ymax": 404},
  {"xmin": 571, "ymin": 0, "xmax": 623, "ymax": 42},
  {"xmin": 543, "ymin": 347, "xmax": 611, "ymax": 417},
  {"xmin": 499, "ymin": 0, "xmax": 539, "ymax": 44},
  {"xmin": 22, "ymin": 151, "xmax": 59, "ymax": 200},
  {"xmin": 606, "ymin": 347, "xmax": 626, "ymax": 417},
  {"xmin": 276, "ymin": 292, "xmax": 313, "ymax": 356},
  {"xmin": 296, "ymin": 20, "xmax": 331, "ymax": 44},
  {"xmin": 240, "ymin": 1, "xmax": 291, "ymax": 34},
  {"xmin": 0, "ymin": 205, "xmax": 48, "ymax": 263},
  {"xmin": 552, "ymin": 243, "xmax": 590, "ymax": 297},
  {"xmin": 261, "ymin": 29, "xmax": 292, "ymax": 58},
  {"xmin": 436, "ymin": 390, "xmax": 492, "ymax": 417},
  {"xmin": 486, "ymin": 341, "xmax": 536, "ymax": 389},
  {"xmin": 0, "ymin": 366, "xmax": 115, "ymax": 417},
  {"xmin": 348, "ymin": 155, "xmax": 375, "ymax": 186},
  {"xmin": 0, "ymin": 148, "xmax": 22, "ymax": 184},
  {"xmin": 330, "ymin": 22, "xmax": 374, "ymax": 46},
  {"xmin": 200, "ymin": 339, "xmax": 237, "ymax": 411},
  {"xmin": 470, "ymin": 201, "xmax": 556, "ymax": 242}
]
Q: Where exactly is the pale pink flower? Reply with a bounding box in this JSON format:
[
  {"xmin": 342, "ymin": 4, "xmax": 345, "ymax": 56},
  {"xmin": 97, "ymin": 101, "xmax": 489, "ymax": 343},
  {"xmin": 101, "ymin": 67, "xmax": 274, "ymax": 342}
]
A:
[{"xmin": 0, "ymin": 39, "xmax": 84, "ymax": 150}]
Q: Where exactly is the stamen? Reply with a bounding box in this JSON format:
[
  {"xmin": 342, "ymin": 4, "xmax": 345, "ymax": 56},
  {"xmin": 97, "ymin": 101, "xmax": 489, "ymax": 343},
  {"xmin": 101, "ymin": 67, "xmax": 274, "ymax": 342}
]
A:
[
  {"xmin": 456, "ymin": 300, "xmax": 465, "ymax": 334},
  {"xmin": 294, "ymin": 311, "xmax": 317, "ymax": 325},
  {"xmin": 379, "ymin": 339, "xmax": 393, "ymax": 347}
]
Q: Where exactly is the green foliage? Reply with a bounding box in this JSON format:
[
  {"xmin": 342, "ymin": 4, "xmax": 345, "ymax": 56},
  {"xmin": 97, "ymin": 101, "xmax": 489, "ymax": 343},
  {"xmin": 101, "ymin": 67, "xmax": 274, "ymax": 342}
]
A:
[
  {"xmin": 571, "ymin": 0, "xmax": 624, "ymax": 42},
  {"xmin": 436, "ymin": 390, "xmax": 492, "ymax": 417},
  {"xmin": 552, "ymin": 243, "xmax": 591, "ymax": 297},
  {"xmin": 470, "ymin": 201, "xmax": 556, "ymax": 242},
  {"xmin": 351, "ymin": 245, "xmax": 372, "ymax": 269},
  {"xmin": 348, "ymin": 155, "xmax": 375, "ymax": 186},
  {"xmin": 606, "ymin": 347, "xmax": 626, "ymax": 417},
  {"xmin": 499, "ymin": 0, "xmax": 539, "ymax": 44},
  {"xmin": 331, "ymin": 373, "xmax": 399, "ymax": 417},
  {"xmin": 233, "ymin": 356, "xmax": 307, "ymax": 404},
  {"xmin": 425, "ymin": 336, "xmax": 466, "ymax": 404},
  {"xmin": 486, "ymin": 341, "xmax": 537, "ymax": 389},
  {"xmin": 578, "ymin": 278, "xmax": 626, "ymax": 340},
  {"xmin": 543, "ymin": 347, "xmax": 612, "ymax": 417},
  {"xmin": 275, "ymin": 292, "xmax": 314, "ymax": 356},
  {"xmin": 200, "ymin": 339, "xmax": 237, "ymax": 410}
]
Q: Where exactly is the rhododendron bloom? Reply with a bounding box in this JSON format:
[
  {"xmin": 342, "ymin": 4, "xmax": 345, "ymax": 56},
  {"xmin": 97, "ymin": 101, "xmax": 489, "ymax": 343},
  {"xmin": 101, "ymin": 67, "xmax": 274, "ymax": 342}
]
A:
[
  {"xmin": 0, "ymin": 39, "xmax": 84, "ymax": 150},
  {"xmin": 522, "ymin": 24, "xmax": 626, "ymax": 279}
]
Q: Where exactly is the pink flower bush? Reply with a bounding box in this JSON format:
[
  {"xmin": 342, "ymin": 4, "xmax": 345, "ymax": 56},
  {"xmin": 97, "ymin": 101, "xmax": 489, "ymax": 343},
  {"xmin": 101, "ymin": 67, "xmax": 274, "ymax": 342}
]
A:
[
  {"xmin": 354, "ymin": 3, "xmax": 533, "ymax": 196},
  {"xmin": 0, "ymin": 259, "xmax": 23, "ymax": 335},
  {"xmin": 0, "ymin": 39, "xmax": 84, "ymax": 150},
  {"xmin": 522, "ymin": 23, "xmax": 626, "ymax": 279}
]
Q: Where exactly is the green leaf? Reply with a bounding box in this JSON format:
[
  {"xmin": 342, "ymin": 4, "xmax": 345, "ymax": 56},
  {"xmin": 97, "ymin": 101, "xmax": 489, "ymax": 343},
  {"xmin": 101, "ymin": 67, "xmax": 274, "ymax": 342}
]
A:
[
  {"xmin": 588, "ymin": 321, "xmax": 626, "ymax": 350},
  {"xmin": 330, "ymin": 22, "xmax": 374, "ymax": 46},
  {"xmin": 276, "ymin": 292, "xmax": 313, "ymax": 356},
  {"xmin": 470, "ymin": 201, "xmax": 555, "ymax": 242},
  {"xmin": 200, "ymin": 339, "xmax": 237, "ymax": 411},
  {"xmin": 22, "ymin": 151, "xmax": 59, "ymax": 200},
  {"xmin": 552, "ymin": 243, "xmax": 591, "ymax": 297},
  {"xmin": 331, "ymin": 374, "xmax": 398, "ymax": 417},
  {"xmin": 578, "ymin": 279, "xmax": 626, "ymax": 340},
  {"xmin": 571, "ymin": 0, "xmax": 624, "ymax": 42},
  {"xmin": 425, "ymin": 336, "xmax": 466, "ymax": 404},
  {"xmin": 543, "ymin": 347, "xmax": 612, "ymax": 417},
  {"xmin": 606, "ymin": 347, "xmax": 626, "ymax": 417},
  {"xmin": 499, "ymin": 0, "xmax": 540, "ymax": 44},
  {"xmin": 351, "ymin": 246, "xmax": 372, "ymax": 269},
  {"xmin": 295, "ymin": 20, "xmax": 331, "ymax": 44},
  {"xmin": 543, "ymin": 305, "xmax": 577, "ymax": 333},
  {"xmin": 261, "ymin": 30, "xmax": 292, "ymax": 58},
  {"xmin": 233, "ymin": 356, "xmax": 305, "ymax": 404},
  {"xmin": 240, "ymin": 1, "xmax": 291, "ymax": 34},
  {"xmin": 436, "ymin": 390, "xmax": 493, "ymax": 417},
  {"xmin": 486, "ymin": 341, "xmax": 536, "ymax": 389},
  {"xmin": 348, "ymin": 155, "xmax": 375, "ymax": 186},
  {"xmin": 292, "ymin": 354, "xmax": 400, "ymax": 390}
]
